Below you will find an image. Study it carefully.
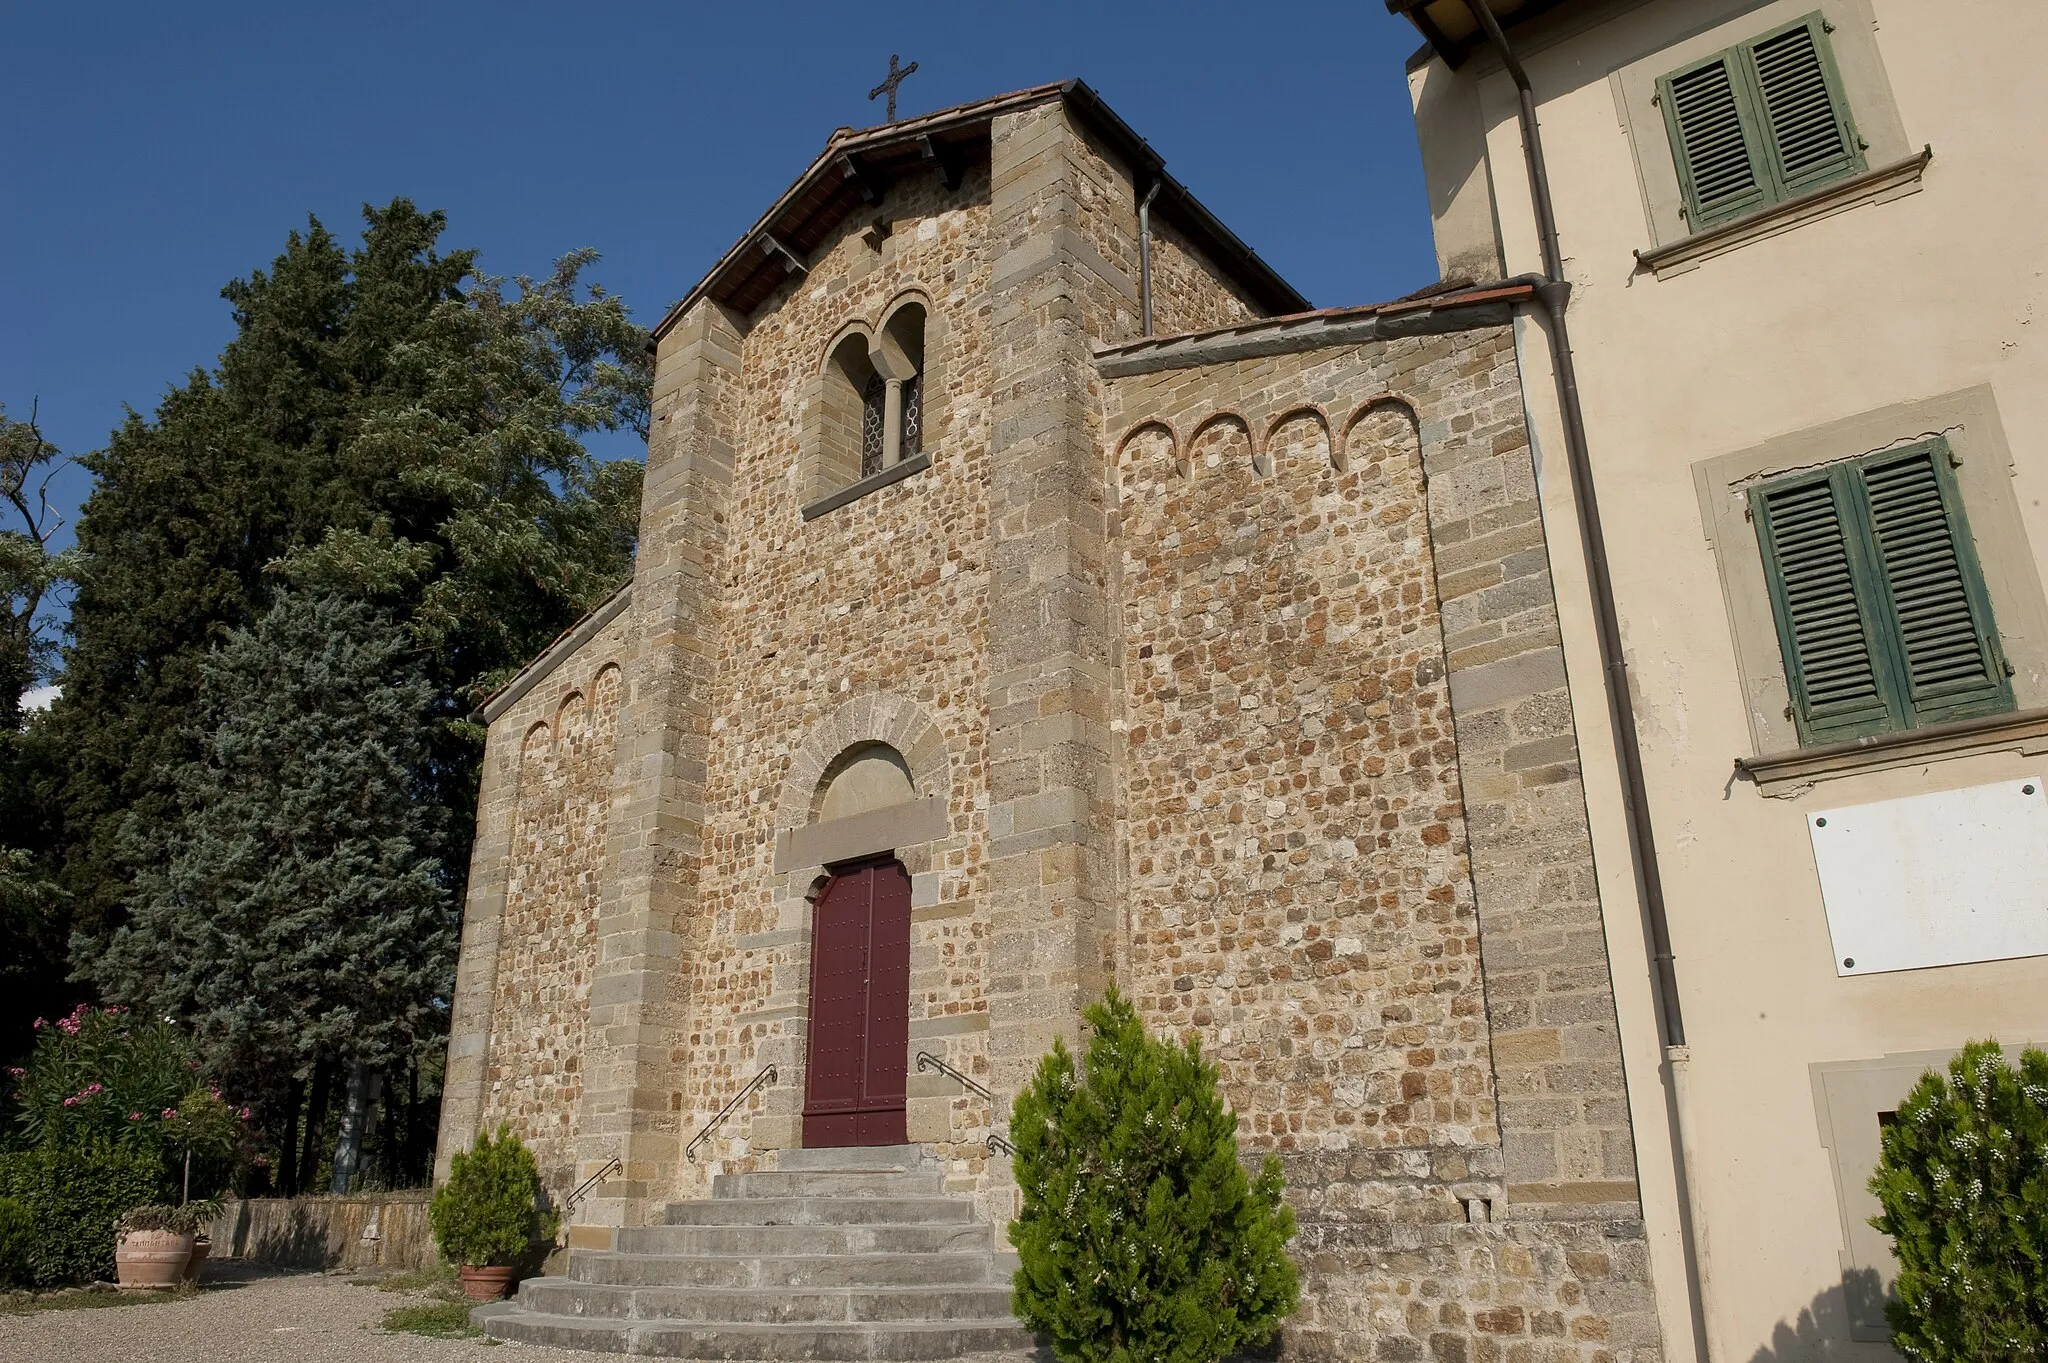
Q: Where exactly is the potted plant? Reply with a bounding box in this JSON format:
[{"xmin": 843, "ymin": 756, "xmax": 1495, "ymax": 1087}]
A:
[
  {"xmin": 113, "ymin": 1206, "xmax": 193, "ymax": 1291},
  {"xmin": 428, "ymin": 1126, "xmax": 558, "ymax": 1301},
  {"xmin": 173, "ymin": 1199, "xmax": 222, "ymax": 1284}
]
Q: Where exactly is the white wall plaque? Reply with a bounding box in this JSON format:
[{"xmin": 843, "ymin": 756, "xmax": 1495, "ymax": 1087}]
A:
[{"xmin": 1807, "ymin": 777, "xmax": 2048, "ymax": 976}]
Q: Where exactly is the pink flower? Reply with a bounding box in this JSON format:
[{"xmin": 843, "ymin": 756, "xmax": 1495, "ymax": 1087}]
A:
[
  {"xmin": 130, "ymin": 1112, "xmax": 144, "ymax": 1121},
  {"xmin": 239, "ymin": 1108, "xmax": 252, "ymax": 1120},
  {"xmin": 161, "ymin": 1108, "xmax": 178, "ymax": 1119},
  {"xmin": 62, "ymin": 1097, "xmax": 77, "ymax": 1107},
  {"xmin": 5, "ymin": 1067, "xmax": 22, "ymax": 1078},
  {"xmin": 31, "ymin": 1018, "xmax": 44, "ymax": 1030},
  {"xmin": 83, "ymin": 1083, "xmax": 103, "ymax": 1095}
]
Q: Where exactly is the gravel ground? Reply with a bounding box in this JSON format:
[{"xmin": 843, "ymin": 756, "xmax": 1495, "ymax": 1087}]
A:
[{"xmin": 0, "ymin": 1262, "xmax": 597, "ymax": 1363}]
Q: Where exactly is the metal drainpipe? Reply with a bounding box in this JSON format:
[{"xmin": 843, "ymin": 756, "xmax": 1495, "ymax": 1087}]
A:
[
  {"xmin": 1459, "ymin": 4, "xmax": 1716, "ymax": 1359},
  {"xmin": 1138, "ymin": 179, "xmax": 1162, "ymax": 336}
]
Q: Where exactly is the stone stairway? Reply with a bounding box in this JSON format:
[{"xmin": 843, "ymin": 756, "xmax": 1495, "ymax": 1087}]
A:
[{"xmin": 475, "ymin": 1145, "xmax": 1036, "ymax": 1359}]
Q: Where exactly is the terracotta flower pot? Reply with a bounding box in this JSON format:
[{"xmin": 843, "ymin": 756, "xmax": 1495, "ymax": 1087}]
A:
[
  {"xmin": 458, "ymin": 1264, "xmax": 517, "ymax": 1301},
  {"xmin": 115, "ymin": 1229, "xmax": 195, "ymax": 1291},
  {"xmin": 183, "ymin": 1237, "xmax": 211, "ymax": 1284}
]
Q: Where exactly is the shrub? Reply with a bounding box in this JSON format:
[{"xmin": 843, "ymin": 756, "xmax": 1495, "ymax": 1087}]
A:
[
  {"xmin": 6, "ymin": 1006, "xmax": 249, "ymax": 1198},
  {"xmin": 116, "ymin": 1198, "xmax": 224, "ymax": 1236},
  {"xmin": 429, "ymin": 1126, "xmax": 557, "ymax": 1268},
  {"xmin": 1869, "ymin": 1039, "xmax": 2048, "ymax": 1362},
  {"xmin": 1008, "ymin": 988, "xmax": 1299, "ymax": 1363},
  {"xmin": 0, "ymin": 1196, "xmax": 32, "ymax": 1287},
  {"xmin": 0, "ymin": 1140, "xmax": 162, "ymax": 1286}
]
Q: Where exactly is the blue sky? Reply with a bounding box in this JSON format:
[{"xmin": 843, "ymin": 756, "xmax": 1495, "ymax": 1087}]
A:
[{"xmin": 2, "ymin": 0, "xmax": 1439, "ymax": 622}]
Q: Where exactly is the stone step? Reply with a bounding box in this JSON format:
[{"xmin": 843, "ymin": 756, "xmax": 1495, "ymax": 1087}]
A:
[
  {"xmin": 616, "ymin": 1221, "xmax": 994, "ymax": 1258},
  {"xmin": 773, "ymin": 1143, "xmax": 927, "ymax": 1172},
  {"xmin": 518, "ymin": 1277, "xmax": 1016, "ymax": 1325},
  {"xmin": 476, "ymin": 1307, "xmax": 1036, "ymax": 1360},
  {"xmin": 713, "ymin": 1168, "xmax": 945, "ymax": 1200},
  {"xmin": 572, "ymin": 1249, "xmax": 1005, "ymax": 1290},
  {"xmin": 665, "ymin": 1196, "xmax": 974, "ymax": 1226}
]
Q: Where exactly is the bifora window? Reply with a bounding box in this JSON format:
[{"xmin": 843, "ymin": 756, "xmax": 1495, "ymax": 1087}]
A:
[
  {"xmin": 1750, "ymin": 437, "xmax": 2013, "ymax": 746},
  {"xmin": 1658, "ymin": 12, "xmax": 1866, "ymax": 230}
]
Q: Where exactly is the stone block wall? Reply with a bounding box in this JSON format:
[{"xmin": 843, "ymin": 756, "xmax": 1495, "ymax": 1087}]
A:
[
  {"xmin": 1099, "ymin": 310, "xmax": 1663, "ymax": 1360},
  {"xmin": 437, "ymin": 597, "xmax": 637, "ymax": 1193},
  {"xmin": 478, "ymin": 662, "xmax": 625, "ymax": 1191},
  {"xmin": 665, "ymin": 154, "xmax": 1003, "ymax": 1198}
]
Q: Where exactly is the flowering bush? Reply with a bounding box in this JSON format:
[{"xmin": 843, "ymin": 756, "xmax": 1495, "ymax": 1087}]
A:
[{"xmin": 8, "ymin": 1005, "xmax": 242, "ymax": 1170}]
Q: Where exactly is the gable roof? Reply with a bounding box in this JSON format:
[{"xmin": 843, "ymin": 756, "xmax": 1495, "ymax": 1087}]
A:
[{"xmin": 650, "ymin": 79, "xmax": 1309, "ymax": 337}]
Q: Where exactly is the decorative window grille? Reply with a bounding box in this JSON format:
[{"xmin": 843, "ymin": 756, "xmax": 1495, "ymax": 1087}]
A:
[
  {"xmin": 901, "ymin": 374, "xmax": 922, "ymax": 459},
  {"xmin": 860, "ymin": 374, "xmax": 887, "ymax": 478}
]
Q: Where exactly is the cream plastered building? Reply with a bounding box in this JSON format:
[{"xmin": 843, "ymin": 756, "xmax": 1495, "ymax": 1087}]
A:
[{"xmin": 1395, "ymin": 0, "xmax": 2048, "ymax": 1359}]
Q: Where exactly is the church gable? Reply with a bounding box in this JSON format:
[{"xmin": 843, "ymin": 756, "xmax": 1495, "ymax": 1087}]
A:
[{"xmin": 444, "ymin": 85, "xmax": 1662, "ymax": 1363}]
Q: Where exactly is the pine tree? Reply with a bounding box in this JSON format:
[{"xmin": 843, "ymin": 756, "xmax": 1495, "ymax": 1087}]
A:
[
  {"xmin": 54, "ymin": 202, "xmax": 647, "ymax": 939},
  {"xmin": 1008, "ymin": 989, "xmax": 1300, "ymax": 1363},
  {"xmin": 86, "ymin": 590, "xmax": 457, "ymax": 1160},
  {"xmin": 1869, "ymin": 1040, "xmax": 2048, "ymax": 1362}
]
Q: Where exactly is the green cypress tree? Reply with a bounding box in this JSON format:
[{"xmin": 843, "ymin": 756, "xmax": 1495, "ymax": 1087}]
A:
[
  {"xmin": 87, "ymin": 590, "xmax": 456, "ymax": 1135},
  {"xmin": 54, "ymin": 202, "xmax": 646, "ymax": 942},
  {"xmin": 1009, "ymin": 988, "xmax": 1299, "ymax": 1363},
  {"xmin": 1869, "ymin": 1039, "xmax": 2048, "ymax": 1362}
]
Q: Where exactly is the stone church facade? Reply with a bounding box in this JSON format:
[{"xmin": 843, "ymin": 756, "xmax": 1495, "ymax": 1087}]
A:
[{"xmin": 439, "ymin": 82, "xmax": 1665, "ymax": 1360}]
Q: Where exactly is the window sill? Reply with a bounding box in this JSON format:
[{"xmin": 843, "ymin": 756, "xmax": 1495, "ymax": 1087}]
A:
[
  {"xmin": 1635, "ymin": 146, "xmax": 1933, "ymax": 280},
  {"xmin": 800, "ymin": 451, "xmax": 931, "ymax": 522},
  {"xmin": 1735, "ymin": 704, "xmax": 2048, "ymax": 796}
]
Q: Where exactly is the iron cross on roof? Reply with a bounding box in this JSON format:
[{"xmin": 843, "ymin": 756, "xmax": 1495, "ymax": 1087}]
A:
[{"xmin": 868, "ymin": 53, "xmax": 918, "ymax": 122}]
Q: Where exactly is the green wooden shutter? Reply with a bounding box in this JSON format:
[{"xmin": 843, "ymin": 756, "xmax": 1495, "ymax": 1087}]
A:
[
  {"xmin": 1741, "ymin": 15, "xmax": 1866, "ymax": 197},
  {"xmin": 1853, "ymin": 440, "xmax": 2012, "ymax": 726},
  {"xmin": 1753, "ymin": 472, "xmax": 1899, "ymax": 743},
  {"xmin": 1659, "ymin": 50, "xmax": 1773, "ymax": 227}
]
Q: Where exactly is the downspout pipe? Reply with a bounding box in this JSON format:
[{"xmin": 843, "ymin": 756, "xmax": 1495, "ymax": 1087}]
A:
[
  {"xmin": 1138, "ymin": 179, "xmax": 1162, "ymax": 336},
  {"xmin": 1459, "ymin": 2, "xmax": 1715, "ymax": 1358}
]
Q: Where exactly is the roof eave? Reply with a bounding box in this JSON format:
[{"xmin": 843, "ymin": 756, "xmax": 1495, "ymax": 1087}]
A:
[{"xmin": 650, "ymin": 80, "xmax": 1308, "ymax": 342}]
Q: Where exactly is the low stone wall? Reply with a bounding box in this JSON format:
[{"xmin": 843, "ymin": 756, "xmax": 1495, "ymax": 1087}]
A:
[{"xmin": 207, "ymin": 1190, "xmax": 438, "ymax": 1272}]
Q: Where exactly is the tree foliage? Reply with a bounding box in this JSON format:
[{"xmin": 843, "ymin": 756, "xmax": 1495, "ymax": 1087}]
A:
[
  {"xmin": 0, "ymin": 404, "xmax": 77, "ymax": 1061},
  {"xmin": 1870, "ymin": 1039, "xmax": 2048, "ymax": 1361},
  {"xmin": 55, "ymin": 201, "xmax": 647, "ymax": 940},
  {"xmin": 86, "ymin": 591, "xmax": 457, "ymax": 1102},
  {"xmin": 1008, "ymin": 989, "xmax": 1299, "ymax": 1363},
  {"xmin": 46, "ymin": 200, "xmax": 648, "ymax": 1174}
]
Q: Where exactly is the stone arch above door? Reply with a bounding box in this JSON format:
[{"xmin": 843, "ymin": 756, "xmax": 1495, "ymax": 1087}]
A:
[{"xmin": 773, "ymin": 693, "xmax": 951, "ymax": 872}]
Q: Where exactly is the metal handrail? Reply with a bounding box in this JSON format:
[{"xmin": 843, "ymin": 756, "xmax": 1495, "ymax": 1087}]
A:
[
  {"xmin": 562, "ymin": 1156, "xmax": 623, "ymax": 1219},
  {"xmin": 915, "ymin": 1051, "xmax": 994, "ymax": 1101},
  {"xmin": 685, "ymin": 1064, "xmax": 779, "ymax": 1163},
  {"xmin": 913, "ymin": 1053, "xmax": 1012, "ymax": 1159}
]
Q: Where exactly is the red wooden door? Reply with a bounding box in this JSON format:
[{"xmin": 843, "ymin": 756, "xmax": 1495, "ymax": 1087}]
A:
[{"xmin": 802, "ymin": 857, "xmax": 910, "ymax": 1147}]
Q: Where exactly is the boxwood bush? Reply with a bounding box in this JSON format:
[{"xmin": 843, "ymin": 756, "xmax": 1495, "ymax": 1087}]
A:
[
  {"xmin": 0, "ymin": 1140, "xmax": 162, "ymax": 1286},
  {"xmin": 429, "ymin": 1126, "xmax": 556, "ymax": 1268}
]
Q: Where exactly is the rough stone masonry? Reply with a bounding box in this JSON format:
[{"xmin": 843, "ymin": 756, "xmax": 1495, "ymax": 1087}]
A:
[{"xmin": 436, "ymin": 80, "xmax": 1665, "ymax": 1361}]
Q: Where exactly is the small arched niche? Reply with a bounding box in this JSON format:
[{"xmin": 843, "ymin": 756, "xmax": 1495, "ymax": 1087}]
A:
[
  {"xmin": 815, "ymin": 742, "xmax": 916, "ymax": 822},
  {"xmin": 777, "ymin": 737, "xmax": 947, "ymax": 872}
]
